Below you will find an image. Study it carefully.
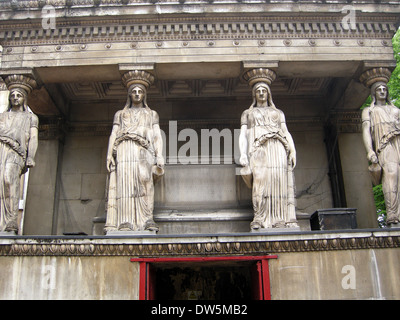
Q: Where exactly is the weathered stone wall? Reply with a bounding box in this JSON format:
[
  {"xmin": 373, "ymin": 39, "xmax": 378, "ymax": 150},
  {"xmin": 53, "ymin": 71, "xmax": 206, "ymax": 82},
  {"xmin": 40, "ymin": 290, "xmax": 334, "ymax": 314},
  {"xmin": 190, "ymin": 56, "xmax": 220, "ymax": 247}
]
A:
[
  {"xmin": 24, "ymin": 140, "xmax": 60, "ymax": 235},
  {"xmin": 0, "ymin": 255, "xmax": 139, "ymax": 299},
  {"xmin": 270, "ymin": 248, "xmax": 400, "ymax": 299},
  {"xmin": 56, "ymin": 135, "xmax": 109, "ymax": 235},
  {"xmin": 0, "ymin": 230, "xmax": 399, "ymax": 300}
]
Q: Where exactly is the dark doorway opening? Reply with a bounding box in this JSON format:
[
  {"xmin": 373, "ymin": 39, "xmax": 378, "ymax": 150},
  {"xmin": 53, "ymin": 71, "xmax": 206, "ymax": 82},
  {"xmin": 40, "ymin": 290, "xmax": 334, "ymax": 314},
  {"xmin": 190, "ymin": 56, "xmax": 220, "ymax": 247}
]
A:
[
  {"xmin": 154, "ymin": 262, "xmax": 252, "ymax": 300},
  {"xmin": 132, "ymin": 255, "xmax": 277, "ymax": 300}
]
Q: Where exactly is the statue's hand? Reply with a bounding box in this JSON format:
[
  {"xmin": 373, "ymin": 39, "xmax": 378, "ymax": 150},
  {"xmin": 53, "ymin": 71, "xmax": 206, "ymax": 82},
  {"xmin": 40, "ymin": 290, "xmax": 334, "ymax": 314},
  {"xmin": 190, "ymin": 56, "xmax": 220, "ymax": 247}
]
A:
[
  {"xmin": 368, "ymin": 150, "xmax": 378, "ymax": 164},
  {"xmin": 240, "ymin": 154, "xmax": 249, "ymax": 167},
  {"xmin": 107, "ymin": 156, "xmax": 115, "ymax": 172},
  {"xmin": 26, "ymin": 157, "xmax": 35, "ymax": 168},
  {"xmin": 156, "ymin": 155, "xmax": 165, "ymax": 168},
  {"xmin": 289, "ymin": 153, "xmax": 296, "ymax": 168}
]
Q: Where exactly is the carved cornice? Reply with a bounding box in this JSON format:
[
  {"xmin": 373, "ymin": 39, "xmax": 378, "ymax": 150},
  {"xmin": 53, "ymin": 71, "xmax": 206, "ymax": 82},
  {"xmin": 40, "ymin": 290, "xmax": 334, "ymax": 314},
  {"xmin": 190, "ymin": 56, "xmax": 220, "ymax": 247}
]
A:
[
  {"xmin": 0, "ymin": 15, "xmax": 397, "ymax": 47},
  {"xmin": 0, "ymin": 232, "xmax": 399, "ymax": 256},
  {"xmin": 0, "ymin": 0, "xmax": 399, "ymax": 10}
]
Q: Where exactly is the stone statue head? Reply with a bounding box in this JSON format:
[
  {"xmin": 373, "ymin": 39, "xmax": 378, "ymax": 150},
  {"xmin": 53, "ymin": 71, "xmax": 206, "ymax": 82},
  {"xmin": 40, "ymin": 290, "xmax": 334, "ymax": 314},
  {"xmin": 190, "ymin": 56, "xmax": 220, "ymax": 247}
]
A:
[
  {"xmin": 370, "ymin": 81, "xmax": 392, "ymax": 107},
  {"xmin": 8, "ymin": 87, "xmax": 28, "ymax": 111},
  {"xmin": 4, "ymin": 75, "xmax": 36, "ymax": 112},
  {"xmin": 250, "ymin": 82, "xmax": 276, "ymax": 109},
  {"xmin": 124, "ymin": 83, "xmax": 150, "ymax": 110},
  {"xmin": 121, "ymin": 70, "xmax": 154, "ymax": 110}
]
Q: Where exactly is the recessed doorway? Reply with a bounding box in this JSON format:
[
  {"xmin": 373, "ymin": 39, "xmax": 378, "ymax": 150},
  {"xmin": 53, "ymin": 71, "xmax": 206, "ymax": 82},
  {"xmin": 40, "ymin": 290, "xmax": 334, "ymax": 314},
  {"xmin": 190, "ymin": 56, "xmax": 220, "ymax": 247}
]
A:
[
  {"xmin": 132, "ymin": 255, "xmax": 277, "ymax": 300},
  {"xmin": 155, "ymin": 263, "xmax": 252, "ymax": 300}
]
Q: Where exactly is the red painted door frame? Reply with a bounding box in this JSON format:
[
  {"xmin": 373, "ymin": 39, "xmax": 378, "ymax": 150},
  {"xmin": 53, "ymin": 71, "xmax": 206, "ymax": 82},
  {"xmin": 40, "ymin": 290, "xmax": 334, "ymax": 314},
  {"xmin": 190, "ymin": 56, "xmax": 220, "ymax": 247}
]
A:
[
  {"xmin": 131, "ymin": 255, "xmax": 277, "ymax": 300},
  {"xmin": 138, "ymin": 262, "xmax": 156, "ymax": 301}
]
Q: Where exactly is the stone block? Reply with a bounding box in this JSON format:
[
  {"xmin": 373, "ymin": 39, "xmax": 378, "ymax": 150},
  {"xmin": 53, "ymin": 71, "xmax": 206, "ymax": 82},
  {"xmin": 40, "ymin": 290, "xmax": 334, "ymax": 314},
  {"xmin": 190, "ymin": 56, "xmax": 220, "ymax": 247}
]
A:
[{"xmin": 310, "ymin": 208, "xmax": 357, "ymax": 231}]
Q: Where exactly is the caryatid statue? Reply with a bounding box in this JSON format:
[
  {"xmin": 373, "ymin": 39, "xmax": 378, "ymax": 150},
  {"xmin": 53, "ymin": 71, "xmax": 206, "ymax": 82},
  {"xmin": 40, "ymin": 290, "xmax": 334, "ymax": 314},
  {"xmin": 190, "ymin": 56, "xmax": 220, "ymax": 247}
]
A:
[
  {"xmin": 361, "ymin": 67, "xmax": 400, "ymax": 227},
  {"xmin": 0, "ymin": 75, "xmax": 38, "ymax": 234},
  {"xmin": 239, "ymin": 68, "xmax": 298, "ymax": 231},
  {"xmin": 104, "ymin": 70, "xmax": 164, "ymax": 233}
]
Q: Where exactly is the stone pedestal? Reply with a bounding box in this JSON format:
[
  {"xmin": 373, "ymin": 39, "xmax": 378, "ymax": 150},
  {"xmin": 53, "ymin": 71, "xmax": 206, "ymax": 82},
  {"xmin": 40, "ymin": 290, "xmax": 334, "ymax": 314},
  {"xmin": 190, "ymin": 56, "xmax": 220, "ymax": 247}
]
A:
[
  {"xmin": 106, "ymin": 230, "xmax": 157, "ymax": 236},
  {"xmin": 250, "ymin": 226, "xmax": 301, "ymax": 234},
  {"xmin": 0, "ymin": 231, "xmax": 16, "ymax": 236}
]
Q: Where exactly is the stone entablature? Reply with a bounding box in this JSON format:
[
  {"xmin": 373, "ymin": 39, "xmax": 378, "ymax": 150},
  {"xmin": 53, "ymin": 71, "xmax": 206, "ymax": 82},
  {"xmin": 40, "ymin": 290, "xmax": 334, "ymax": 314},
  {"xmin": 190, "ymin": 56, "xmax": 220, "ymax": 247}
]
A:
[
  {"xmin": 1, "ymin": 230, "xmax": 399, "ymax": 256},
  {"xmin": 0, "ymin": 16, "xmax": 398, "ymax": 46},
  {"xmin": 0, "ymin": 2, "xmax": 398, "ymax": 75},
  {"xmin": 0, "ymin": 0, "xmax": 398, "ymax": 10}
]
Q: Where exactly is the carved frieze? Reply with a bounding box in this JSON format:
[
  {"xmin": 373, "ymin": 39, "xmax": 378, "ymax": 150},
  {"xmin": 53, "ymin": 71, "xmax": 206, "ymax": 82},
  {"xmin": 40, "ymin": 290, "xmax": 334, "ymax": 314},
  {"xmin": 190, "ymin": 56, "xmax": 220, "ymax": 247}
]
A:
[
  {"xmin": 0, "ymin": 232, "xmax": 399, "ymax": 256},
  {"xmin": 0, "ymin": 17, "xmax": 397, "ymax": 47},
  {"xmin": 1, "ymin": 0, "xmax": 399, "ymax": 10}
]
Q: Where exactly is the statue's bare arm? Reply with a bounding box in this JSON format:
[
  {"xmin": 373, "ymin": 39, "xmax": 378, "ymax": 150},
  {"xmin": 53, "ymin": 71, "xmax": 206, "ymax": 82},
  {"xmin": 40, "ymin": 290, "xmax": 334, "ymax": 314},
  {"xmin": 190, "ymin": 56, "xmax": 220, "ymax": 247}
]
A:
[
  {"xmin": 152, "ymin": 111, "xmax": 164, "ymax": 167},
  {"xmin": 26, "ymin": 126, "xmax": 38, "ymax": 168},
  {"xmin": 361, "ymin": 108, "xmax": 378, "ymax": 163},
  {"xmin": 239, "ymin": 110, "xmax": 249, "ymax": 167},
  {"xmin": 280, "ymin": 111, "xmax": 296, "ymax": 168},
  {"xmin": 106, "ymin": 123, "xmax": 119, "ymax": 172}
]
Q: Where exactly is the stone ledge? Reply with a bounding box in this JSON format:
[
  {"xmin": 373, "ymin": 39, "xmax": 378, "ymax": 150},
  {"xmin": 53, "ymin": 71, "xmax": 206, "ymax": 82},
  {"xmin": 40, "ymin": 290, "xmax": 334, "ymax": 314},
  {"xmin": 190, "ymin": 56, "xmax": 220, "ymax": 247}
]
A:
[
  {"xmin": 1, "ymin": 0, "xmax": 399, "ymax": 12},
  {"xmin": 0, "ymin": 229, "xmax": 399, "ymax": 256}
]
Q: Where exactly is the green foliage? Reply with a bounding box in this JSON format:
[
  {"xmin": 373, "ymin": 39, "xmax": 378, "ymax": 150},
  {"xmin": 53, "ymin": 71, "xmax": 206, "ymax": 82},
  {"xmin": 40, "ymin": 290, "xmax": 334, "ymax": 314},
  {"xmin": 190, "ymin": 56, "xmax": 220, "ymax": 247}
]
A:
[
  {"xmin": 373, "ymin": 184, "xmax": 387, "ymax": 227},
  {"xmin": 389, "ymin": 28, "xmax": 400, "ymax": 108}
]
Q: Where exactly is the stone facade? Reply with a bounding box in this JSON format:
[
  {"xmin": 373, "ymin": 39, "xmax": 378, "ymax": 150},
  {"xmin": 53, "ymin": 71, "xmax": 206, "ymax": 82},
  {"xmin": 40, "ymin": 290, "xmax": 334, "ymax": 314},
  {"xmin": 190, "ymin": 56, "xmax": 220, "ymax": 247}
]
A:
[
  {"xmin": 0, "ymin": 0, "xmax": 399, "ymax": 300},
  {"xmin": 1, "ymin": 230, "xmax": 400, "ymax": 299}
]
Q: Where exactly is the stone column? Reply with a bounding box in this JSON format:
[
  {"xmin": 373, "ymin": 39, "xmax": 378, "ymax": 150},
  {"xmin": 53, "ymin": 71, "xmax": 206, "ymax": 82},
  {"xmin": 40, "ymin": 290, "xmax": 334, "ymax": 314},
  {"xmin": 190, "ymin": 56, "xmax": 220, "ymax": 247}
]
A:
[
  {"xmin": 105, "ymin": 70, "xmax": 164, "ymax": 234},
  {"xmin": 0, "ymin": 74, "xmax": 38, "ymax": 234},
  {"xmin": 240, "ymin": 68, "xmax": 299, "ymax": 231},
  {"xmin": 359, "ymin": 67, "xmax": 399, "ymax": 227}
]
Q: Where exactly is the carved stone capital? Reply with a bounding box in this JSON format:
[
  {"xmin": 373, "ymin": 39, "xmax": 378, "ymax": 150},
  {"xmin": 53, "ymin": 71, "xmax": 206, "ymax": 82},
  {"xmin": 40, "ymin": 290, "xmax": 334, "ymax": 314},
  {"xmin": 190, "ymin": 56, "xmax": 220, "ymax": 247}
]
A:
[
  {"xmin": 242, "ymin": 68, "xmax": 277, "ymax": 87},
  {"xmin": 0, "ymin": 78, "xmax": 7, "ymax": 91},
  {"xmin": 4, "ymin": 74, "xmax": 37, "ymax": 94},
  {"xmin": 122, "ymin": 70, "xmax": 155, "ymax": 90},
  {"xmin": 359, "ymin": 67, "xmax": 392, "ymax": 88}
]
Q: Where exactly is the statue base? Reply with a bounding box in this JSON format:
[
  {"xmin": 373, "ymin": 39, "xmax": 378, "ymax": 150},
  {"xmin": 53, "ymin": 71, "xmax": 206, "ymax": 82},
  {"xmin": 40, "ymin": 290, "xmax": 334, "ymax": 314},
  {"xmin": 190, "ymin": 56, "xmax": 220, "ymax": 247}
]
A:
[
  {"xmin": 0, "ymin": 231, "xmax": 17, "ymax": 236},
  {"xmin": 251, "ymin": 226, "xmax": 301, "ymax": 234},
  {"xmin": 388, "ymin": 222, "xmax": 400, "ymax": 229},
  {"xmin": 106, "ymin": 230, "xmax": 157, "ymax": 236}
]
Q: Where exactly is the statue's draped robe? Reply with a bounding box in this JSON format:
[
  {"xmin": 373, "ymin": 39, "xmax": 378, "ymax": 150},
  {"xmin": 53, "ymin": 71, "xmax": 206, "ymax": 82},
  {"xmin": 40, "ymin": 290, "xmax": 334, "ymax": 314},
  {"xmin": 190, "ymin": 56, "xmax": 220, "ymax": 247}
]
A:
[
  {"xmin": 367, "ymin": 104, "xmax": 400, "ymax": 224},
  {"xmin": 106, "ymin": 107, "xmax": 158, "ymax": 231},
  {"xmin": 241, "ymin": 107, "xmax": 296, "ymax": 228},
  {"xmin": 0, "ymin": 111, "xmax": 38, "ymax": 231}
]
